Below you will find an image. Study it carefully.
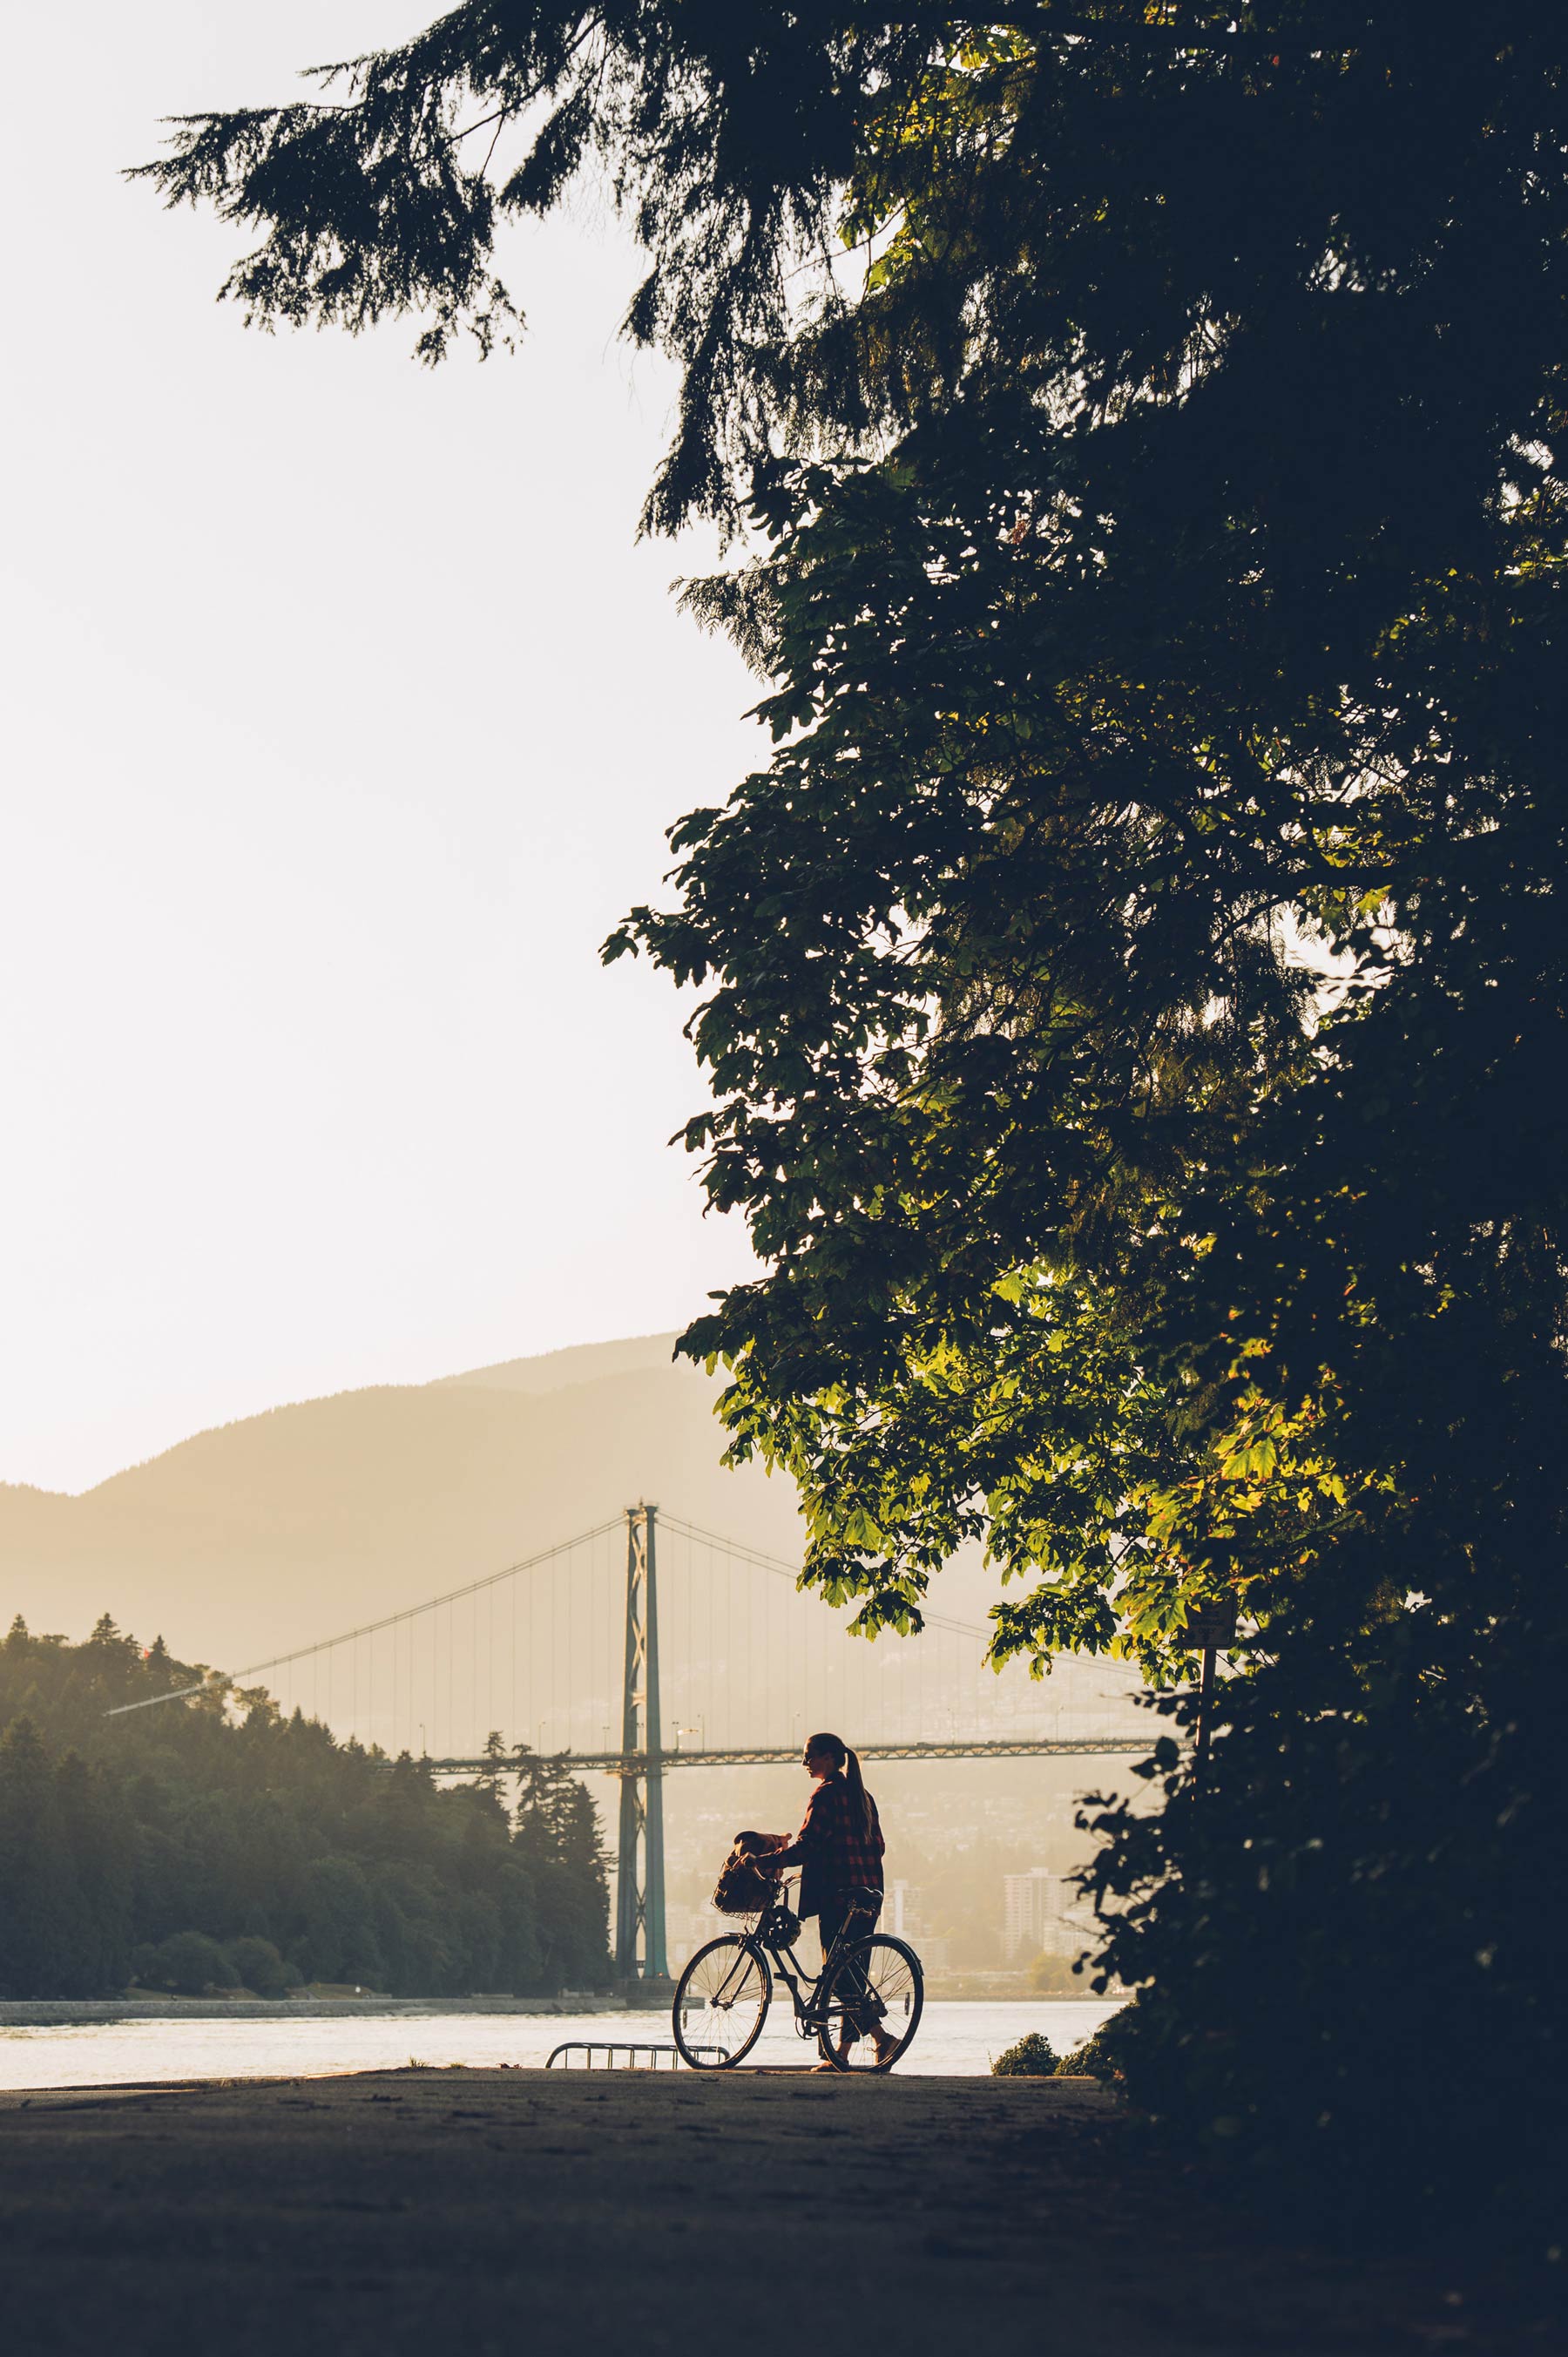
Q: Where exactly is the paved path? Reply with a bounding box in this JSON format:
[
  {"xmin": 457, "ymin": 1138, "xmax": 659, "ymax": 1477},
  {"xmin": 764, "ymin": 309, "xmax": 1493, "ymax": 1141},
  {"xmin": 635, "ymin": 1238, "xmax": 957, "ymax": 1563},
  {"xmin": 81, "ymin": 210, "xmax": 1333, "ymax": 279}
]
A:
[{"xmin": 0, "ymin": 2071, "xmax": 1521, "ymax": 2354}]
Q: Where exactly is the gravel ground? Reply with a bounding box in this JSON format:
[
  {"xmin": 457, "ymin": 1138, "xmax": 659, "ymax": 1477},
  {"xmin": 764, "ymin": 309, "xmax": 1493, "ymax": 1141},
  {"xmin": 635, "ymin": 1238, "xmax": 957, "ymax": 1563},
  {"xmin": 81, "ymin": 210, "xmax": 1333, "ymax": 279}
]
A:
[{"xmin": 0, "ymin": 2069, "xmax": 1541, "ymax": 2355}]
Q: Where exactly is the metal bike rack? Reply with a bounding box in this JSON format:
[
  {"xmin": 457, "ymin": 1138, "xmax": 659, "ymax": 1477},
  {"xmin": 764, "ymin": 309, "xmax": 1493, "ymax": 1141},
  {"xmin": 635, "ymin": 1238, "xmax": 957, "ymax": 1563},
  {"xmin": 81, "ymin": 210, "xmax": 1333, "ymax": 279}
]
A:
[{"xmin": 545, "ymin": 2040, "xmax": 725, "ymax": 2070}]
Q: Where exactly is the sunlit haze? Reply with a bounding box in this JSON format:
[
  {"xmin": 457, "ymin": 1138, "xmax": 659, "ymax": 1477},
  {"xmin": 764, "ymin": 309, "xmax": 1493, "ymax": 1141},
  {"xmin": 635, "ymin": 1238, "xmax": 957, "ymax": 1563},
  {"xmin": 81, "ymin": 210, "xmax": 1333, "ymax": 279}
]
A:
[{"xmin": 1, "ymin": 2, "xmax": 762, "ymax": 1493}]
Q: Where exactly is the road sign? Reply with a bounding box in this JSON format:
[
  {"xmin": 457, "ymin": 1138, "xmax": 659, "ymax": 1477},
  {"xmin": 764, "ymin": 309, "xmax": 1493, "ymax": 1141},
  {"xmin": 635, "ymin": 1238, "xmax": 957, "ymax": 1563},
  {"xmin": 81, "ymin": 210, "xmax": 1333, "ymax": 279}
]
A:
[{"xmin": 1186, "ymin": 1598, "xmax": 1239, "ymax": 1649}]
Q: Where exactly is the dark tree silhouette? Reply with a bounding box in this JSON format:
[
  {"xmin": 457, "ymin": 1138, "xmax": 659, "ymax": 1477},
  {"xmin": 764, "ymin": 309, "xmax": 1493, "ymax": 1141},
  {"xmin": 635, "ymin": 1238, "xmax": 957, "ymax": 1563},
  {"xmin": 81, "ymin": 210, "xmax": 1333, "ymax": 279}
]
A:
[
  {"xmin": 0, "ymin": 1624, "xmax": 611, "ymax": 1998},
  {"xmin": 138, "ymin": 6, "xmax": 1568, "ymax": 2220}
]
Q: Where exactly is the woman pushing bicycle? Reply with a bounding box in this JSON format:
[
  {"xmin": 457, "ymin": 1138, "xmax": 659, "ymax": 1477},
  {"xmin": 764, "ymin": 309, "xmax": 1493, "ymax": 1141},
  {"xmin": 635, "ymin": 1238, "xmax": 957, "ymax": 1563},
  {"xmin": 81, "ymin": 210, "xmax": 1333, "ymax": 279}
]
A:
[
  {"xmin": 673, "ymin": 1730, "xmax": 923, "ymax": 2072},
  {"xmin": 764, "ymin": 1731, "xmax": 896, "ymax": 2069}
]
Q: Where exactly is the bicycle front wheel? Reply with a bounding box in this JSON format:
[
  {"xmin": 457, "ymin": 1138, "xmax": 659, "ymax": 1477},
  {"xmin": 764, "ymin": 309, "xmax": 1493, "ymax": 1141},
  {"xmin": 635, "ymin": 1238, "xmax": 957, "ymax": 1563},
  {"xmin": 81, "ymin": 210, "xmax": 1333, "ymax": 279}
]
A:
[
  {"xmin": 672, "ymin": 1935, "xmax": 771, "ymax": 2069},
  {"xmin": 817, "ymin": 1935, "xmax": 924, "ymax": 2072}
]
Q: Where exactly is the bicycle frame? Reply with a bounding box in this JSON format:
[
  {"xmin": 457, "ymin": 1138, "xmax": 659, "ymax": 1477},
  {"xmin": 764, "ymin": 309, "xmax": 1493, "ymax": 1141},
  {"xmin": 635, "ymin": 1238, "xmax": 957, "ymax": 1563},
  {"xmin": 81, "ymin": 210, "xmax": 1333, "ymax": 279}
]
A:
[{"xmin": 750, "ymin": 1880, "xmax": 882, "ymax": 2036}]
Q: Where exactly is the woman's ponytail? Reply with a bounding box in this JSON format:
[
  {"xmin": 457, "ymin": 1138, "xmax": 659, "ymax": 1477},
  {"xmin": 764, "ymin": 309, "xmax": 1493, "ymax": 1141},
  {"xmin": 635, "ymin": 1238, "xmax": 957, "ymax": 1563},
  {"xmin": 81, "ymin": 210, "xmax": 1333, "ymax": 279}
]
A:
[{"xmin": 843, "ymin": 1745, "xmax": 874, "ymax": 1840}]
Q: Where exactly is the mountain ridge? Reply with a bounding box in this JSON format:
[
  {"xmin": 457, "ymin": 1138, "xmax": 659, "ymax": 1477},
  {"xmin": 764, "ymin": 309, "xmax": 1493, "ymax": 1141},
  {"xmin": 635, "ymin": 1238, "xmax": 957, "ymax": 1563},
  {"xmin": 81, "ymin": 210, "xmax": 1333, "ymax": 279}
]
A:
[{"xmin": 0, "ymin": 1337, "xmax": 799, "ymax": 1670}]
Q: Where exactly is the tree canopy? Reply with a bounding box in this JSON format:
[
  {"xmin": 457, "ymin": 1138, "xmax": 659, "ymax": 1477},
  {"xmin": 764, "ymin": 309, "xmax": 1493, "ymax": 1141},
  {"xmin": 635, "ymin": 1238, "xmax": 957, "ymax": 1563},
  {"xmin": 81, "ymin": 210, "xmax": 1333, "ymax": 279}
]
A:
[
  {"xmin": 142, "ymin": 3, "xmax": 1568, "ymax": 2214},
  {"xmin": 140, "ymin": 5, "xmax": 1562, "ymax": 526},
  {"xmin": 140, "ymin": 1, "xmax": 1568, "ymax": 1661}
]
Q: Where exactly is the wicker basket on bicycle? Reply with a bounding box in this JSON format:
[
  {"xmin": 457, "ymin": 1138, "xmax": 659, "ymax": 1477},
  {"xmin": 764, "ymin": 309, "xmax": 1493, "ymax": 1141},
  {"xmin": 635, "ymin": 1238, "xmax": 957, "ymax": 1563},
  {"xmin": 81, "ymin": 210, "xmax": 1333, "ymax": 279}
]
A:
[{"xmin": 711, "ymin": 1853, "xmax": 779, "ymax": 1916}]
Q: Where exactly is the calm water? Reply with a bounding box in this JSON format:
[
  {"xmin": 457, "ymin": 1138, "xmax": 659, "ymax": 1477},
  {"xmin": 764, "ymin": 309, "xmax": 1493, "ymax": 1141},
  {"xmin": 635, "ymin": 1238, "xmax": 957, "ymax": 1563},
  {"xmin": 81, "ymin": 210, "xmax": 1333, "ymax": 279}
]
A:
[{"xmin": 0, "ymin": 2001, "xmax": 1119, "ymax": 2091}]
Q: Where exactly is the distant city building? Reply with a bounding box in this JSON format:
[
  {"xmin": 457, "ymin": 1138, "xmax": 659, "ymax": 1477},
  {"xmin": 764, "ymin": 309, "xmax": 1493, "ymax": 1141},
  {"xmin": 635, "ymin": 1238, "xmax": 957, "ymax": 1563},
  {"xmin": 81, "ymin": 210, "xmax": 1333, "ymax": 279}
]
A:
[
  {"xmin": 1002, "ymin": 1866, "xmax": 1085, "ymax": 1961},
  {"xmin": 883, "ymin": 1879, "xmax": 910, "ymax": 1937}
]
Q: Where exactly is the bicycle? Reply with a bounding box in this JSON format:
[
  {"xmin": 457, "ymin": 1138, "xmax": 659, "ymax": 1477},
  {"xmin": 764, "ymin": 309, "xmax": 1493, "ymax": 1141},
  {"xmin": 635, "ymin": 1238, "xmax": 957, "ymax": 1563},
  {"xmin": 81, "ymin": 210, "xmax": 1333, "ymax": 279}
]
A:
[{"xmin": 671, "ymin": 1881, "xmax": 923, "ymax": 2072}]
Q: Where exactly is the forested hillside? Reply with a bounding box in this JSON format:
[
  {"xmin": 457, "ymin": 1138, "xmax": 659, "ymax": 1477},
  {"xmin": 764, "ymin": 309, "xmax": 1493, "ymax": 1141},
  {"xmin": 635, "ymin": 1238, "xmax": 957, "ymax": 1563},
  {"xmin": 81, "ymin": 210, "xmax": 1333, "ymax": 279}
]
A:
[{"xmin": 0, "ymin": 1616, "xmax": 610, "ymax": 2000}]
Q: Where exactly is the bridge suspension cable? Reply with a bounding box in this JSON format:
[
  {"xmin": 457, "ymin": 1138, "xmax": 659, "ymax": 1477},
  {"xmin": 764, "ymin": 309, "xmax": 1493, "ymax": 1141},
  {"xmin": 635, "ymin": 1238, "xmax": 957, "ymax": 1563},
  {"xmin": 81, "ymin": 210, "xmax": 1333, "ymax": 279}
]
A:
[
  {"xmin": 103, "ymin": 1516, "xmax": 626, "ymax": 1717},
  {"xmin": 655, "ymin": 1515, "xmax": 998, "ymax": 1644},
  {"xmin": 105, "ymin": 1508, "xmax": 1142, "ymax": 1765}
]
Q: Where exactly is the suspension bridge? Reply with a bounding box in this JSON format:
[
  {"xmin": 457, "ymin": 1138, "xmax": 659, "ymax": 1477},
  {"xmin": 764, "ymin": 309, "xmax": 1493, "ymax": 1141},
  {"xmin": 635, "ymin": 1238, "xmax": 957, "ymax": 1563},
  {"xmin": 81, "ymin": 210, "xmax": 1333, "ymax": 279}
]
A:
[{"xmin": 115, "ymin": 1504, "xmax": 1149, "ymax": 1981}]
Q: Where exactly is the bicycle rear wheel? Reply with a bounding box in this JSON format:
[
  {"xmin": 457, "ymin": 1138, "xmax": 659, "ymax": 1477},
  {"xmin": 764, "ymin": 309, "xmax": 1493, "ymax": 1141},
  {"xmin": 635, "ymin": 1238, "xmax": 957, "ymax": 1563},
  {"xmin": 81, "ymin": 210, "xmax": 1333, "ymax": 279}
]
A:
[
  {"xmin": 817, "ymin": 1935, "xmax": 923, "ymax": 2072},
  {"xmin": 672, "ymin": 1935, "xmax": 771, "ymax": 2069}
]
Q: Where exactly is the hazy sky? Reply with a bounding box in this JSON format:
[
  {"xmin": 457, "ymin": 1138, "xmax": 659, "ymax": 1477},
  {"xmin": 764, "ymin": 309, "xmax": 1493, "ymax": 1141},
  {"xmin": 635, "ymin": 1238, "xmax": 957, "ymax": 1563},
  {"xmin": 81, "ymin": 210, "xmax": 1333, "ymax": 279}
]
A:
[{"xmin": 2, "ymin": 3, "xmax": 767, "ymax": 1493}]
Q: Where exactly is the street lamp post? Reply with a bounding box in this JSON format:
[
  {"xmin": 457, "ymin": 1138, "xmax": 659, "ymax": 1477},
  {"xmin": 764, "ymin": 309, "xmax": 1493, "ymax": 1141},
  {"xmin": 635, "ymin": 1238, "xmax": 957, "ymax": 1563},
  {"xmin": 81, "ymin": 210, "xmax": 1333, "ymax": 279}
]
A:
[{"xmin": 1186, "ymin": 1599, "xmax": 1239, "ymax": 1794}]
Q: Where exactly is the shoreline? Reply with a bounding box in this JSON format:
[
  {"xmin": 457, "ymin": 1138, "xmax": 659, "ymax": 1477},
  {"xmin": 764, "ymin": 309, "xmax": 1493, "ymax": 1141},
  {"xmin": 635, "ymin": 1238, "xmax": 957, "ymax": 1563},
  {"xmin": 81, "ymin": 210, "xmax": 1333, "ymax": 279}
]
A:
[
  {"xmin": 0, "ymin": 1996, "xmax": 1119, "ymax": 2092},
  {"xmin": 0, "ymin": 1991, "xmax": 1088, "ymax": 2028},
  {"xmin": 0, "ymin": 1996, "xmax": 608, "ymax": 2026}
]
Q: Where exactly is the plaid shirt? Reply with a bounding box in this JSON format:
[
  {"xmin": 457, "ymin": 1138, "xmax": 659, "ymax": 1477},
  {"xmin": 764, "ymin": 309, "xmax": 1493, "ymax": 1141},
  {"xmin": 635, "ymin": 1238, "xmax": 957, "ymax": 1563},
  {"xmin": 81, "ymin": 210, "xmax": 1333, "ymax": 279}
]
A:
[{"xmin": 768, "ymin": 1771, "xmax": 885, "ymax": 1918}]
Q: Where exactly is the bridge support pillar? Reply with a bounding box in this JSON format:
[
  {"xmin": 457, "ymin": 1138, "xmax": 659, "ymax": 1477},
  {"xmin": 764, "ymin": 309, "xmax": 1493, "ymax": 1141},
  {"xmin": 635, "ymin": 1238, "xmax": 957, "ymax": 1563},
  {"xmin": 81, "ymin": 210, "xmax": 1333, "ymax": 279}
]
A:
[{"xmin": 614, "ymin": 1503, "xmax": 667, "ymax": 1979}]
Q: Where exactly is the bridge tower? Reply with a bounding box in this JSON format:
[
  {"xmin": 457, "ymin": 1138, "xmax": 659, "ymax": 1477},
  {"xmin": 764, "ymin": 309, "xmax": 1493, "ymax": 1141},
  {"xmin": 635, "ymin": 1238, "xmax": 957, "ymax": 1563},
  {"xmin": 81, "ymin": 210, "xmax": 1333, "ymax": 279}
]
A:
[{"xmin": 614, "ymin": 1502, "xmax": 667, "ymax": 1979}]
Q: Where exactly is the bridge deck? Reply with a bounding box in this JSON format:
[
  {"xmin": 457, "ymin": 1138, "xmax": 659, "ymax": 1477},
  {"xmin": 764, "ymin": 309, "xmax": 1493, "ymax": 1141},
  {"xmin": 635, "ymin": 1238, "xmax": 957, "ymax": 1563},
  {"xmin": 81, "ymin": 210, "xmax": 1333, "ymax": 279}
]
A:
[
  {"xmin": 428, "ymin": 1735, "xmax": 1148, "ymax": 1773},
  {"xmin": 0, "ymin": 2068, "xmax": 1490, "ymax": 2355}
]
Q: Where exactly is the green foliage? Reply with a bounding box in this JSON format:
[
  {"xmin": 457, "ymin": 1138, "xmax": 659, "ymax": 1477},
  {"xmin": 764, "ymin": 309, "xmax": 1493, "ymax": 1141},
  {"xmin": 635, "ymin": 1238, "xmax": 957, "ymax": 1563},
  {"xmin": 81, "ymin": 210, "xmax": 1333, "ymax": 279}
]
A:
[
  {"xmin": 224, "ymin": 1935, "xmax": 301, "ymax": 1998},
  {"xmin": 135, "ymin": 1931, "xmax": 237, "ymax": 1996},
  {"xmin": 1056, "ymin": 2009, "xmax": 1135, "ymax": 2083},
  {"xmin": 512, "ymin": 1751, "xmax": 618, "ymax": 1993},
  {"xmin": 990, "ymin": 2029, "xmax": 1058, "ymax": 2077},
  {"xmin": 131, "ymin": 1, "xmax": 912, "ymax": 532},
  {"xmin": 602, "ymin": 30, "xmax": 1568, "ymax": 2232},
  {"xmin": 0, "ymin": 1623, "xmax": 611, "ymax": 1999},
  {"xmin": 0, "ymin": 1717, "xmax": 123, "ymax": 1999},
  {"xmin": 1081, "ymin": 1585, "xmax": 1568, "ymax": 2233},
  {"xmin": 139, "ymin": 2, "xmax": 1568, "ymax": 1649}
]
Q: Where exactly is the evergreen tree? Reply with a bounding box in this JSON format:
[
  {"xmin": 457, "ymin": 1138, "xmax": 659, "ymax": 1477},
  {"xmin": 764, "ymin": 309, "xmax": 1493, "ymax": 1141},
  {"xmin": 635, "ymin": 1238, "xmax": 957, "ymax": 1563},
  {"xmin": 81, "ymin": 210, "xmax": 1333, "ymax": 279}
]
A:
[
  {"xmin": 514, "ymin": 1748, "xmax": 612, "ymax": 1988},
  {"xmin": 0, "ymin": 1629, "xmax": 611, "ymax": 1998},
  {"xmin": 0, "ymin": 1719, "xmax": 80, "ymax": 1996},
  {"xmin": 54, "ymin": 1751, "xmax": 133, "ymax": 1995}
]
